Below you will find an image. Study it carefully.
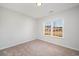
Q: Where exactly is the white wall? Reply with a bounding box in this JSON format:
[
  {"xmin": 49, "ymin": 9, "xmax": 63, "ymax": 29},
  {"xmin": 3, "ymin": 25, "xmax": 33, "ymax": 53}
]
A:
[
  {"xmin": 37, "ymin": 6, "xmax": 79, "ymax": 51},
  {"xmin": 0, "ymin": 7, "xmax": 37, "ymax": 50}
]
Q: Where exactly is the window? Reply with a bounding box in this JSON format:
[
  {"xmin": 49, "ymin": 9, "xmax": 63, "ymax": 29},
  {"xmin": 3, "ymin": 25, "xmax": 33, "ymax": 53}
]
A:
[
  {"xmin": 44, "ymin": 18, "xmax": 64, "ymax": 38},
  {"xmin": 44, "ymin": 25, "xmax": 51, "ymax": 35},
  {"xmin": 52, "ymin": 19, "xmax": 64, "ymax": 37}
]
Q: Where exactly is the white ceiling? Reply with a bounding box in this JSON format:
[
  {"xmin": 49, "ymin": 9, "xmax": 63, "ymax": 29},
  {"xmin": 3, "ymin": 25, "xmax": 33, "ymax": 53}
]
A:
[{"xmin": 0, "ymin": 3, "xmax": 79, "ymax": 19}]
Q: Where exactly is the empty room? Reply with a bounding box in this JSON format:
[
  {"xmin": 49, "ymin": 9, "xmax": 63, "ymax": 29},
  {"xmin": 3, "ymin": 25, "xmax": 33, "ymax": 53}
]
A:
[{"xmin": 0, "ymin": 3, "xmax": 79, "ymax": 56}]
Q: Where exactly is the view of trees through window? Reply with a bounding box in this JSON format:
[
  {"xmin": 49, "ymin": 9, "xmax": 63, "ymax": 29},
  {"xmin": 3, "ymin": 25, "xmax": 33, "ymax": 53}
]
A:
[{"xmin": 44, "ymin": 18, "xmax": 64, "ymax": 38}]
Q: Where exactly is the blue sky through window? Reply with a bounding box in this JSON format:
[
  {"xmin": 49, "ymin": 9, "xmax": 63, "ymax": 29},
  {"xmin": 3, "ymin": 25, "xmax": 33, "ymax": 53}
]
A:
[
  {"xmin": 52, "ymin": 18, "xmax": 64, "ymax": 27},
  {"xmin": 44, "ymin": 18, "xmax": 64, "ymax": 27}
]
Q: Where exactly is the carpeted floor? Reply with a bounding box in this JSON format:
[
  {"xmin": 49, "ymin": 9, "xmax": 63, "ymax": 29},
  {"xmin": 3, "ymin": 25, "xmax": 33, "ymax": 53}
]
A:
[{"xmin": 0, "ymin": 39, "xmax": 79, "ymax": 56}]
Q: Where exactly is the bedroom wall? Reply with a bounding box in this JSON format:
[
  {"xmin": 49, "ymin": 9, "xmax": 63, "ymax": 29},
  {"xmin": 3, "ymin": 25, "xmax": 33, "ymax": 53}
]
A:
[
  {"xmin": 37, "ymin": 6, "xmax": 79, "ymax": 51},
  {"xmin": 0, "ymin": 7, "xmax": 37, "ymax": 50}
]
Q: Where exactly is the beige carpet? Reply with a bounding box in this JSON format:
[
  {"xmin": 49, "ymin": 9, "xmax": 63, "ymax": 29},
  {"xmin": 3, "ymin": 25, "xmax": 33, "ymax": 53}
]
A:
[{"xmin": 0, "ymin": 39, "xmax": 79, "ymax": 56}]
